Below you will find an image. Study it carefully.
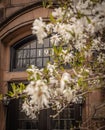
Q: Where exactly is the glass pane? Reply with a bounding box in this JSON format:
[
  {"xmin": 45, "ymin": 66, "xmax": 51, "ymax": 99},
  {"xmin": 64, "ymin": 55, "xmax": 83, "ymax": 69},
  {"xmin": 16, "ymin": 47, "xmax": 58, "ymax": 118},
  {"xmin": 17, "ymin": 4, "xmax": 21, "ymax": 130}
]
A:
[
  {"xmin": 16, "ymin": 59, "xmax": 22, "ymax": 68},
  {"xmin": 67, "ymin": 120, "xmax": 74, "ymax": 129},
  {"xmin": 22, "ymin": 59, "xmax": 26, "ymax": 68},
  {"xmin": 18, "ymin": 101, "xmax": 39, "ymax": 129},
  {"xmin": 31, "ymin": 120, "xmax": 38, "ymax": 129},
  {"xmin": 30, "ymin": 49, "xmax": 36, "ymax": 57},
  {"xmin": 37, "ymin": 43, "xmax": 43, "ymax": 48},
  {"xmin": 19, "ymin": 120, "xmax": 38, "ymax": 129},
  {"xmin": 19, "ymin": 112, "xmax": 27, "ymax": 119},
  {"xmin": 44, "ymin": 38, "xmax": 49, "ymax": 47},
  {"xmin": 37, "ymin": 49, "xmax": 42, "ymax": 57},
  {"xmin": 30, "ymin": 58, "xmax": 35, "ymax": 65},
  {"xmin": 23, "ymin": 50, "xmax": 30, "ymax": 58},
  {"xmin": 36, "ymin": 58, "xmax": 42, "ymax": 67},
  {"xmin": 25, "ymin": 59, "xmax": 30, "ymax": 67},
  {"xmin": 43, "ymin": 58, "xmax": 49, "ymax": 67},
  {"xmin": 69, "ymin": 109, "xmax": 75, "ymax": 119},
  {"xmin": 44, "ymin": 48, "xmax": 50, "ymax": 56},
  {"xmin": 51, "ymin": 105, "xmax": 81, "ymax": 130},
  {"xmin": 60, "ymin": 120, "xmax": 65, "ymax": 129},
  {"xmin": 52, "ymin": 120, "xmax": 59, "ymax": 129},
  {"xmin": 50, "ymin": 48, "xmax": 54, "ymax": 56},
  {"xmin": 63, "ymin": 109, "xmax": 70, "ymax": 119},
  {"xmin": 31, "ymin": 41, "xmax": 36, "ymax": 48},
  {"xmin": 17, "ymin": 50, "xmax": 23, "ymax": 58},
  {"xmin": 22, "ymin": 44, "xmax": 30, "ymax": 49}
]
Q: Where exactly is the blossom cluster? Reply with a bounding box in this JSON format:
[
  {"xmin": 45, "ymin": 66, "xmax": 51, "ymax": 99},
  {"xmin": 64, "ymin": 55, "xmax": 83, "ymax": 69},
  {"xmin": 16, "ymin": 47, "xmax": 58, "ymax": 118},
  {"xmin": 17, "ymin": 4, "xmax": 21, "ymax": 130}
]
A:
[
  {"xmin": 22, "ymin": 65, "xmax": 76, "ymax": 118},
  {"xmin": 22, "ymin": 0, "xmax": 105, "ymax": 118}
]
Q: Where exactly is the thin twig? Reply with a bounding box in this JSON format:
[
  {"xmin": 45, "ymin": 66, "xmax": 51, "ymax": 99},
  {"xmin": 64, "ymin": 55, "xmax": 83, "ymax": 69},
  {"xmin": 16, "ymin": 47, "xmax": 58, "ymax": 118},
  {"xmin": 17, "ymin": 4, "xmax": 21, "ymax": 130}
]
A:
[{"xmin": 50, "ymin": 103, "xmax": 68, "ymax": 118}]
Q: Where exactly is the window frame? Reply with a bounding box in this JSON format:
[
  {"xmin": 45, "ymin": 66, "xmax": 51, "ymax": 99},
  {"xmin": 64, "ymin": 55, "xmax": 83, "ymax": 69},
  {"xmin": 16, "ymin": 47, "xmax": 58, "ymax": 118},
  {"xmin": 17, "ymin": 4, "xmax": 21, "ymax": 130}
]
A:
[{"xmin": 10, "ymin": 35, "xmax": 52, "ymax": 71}]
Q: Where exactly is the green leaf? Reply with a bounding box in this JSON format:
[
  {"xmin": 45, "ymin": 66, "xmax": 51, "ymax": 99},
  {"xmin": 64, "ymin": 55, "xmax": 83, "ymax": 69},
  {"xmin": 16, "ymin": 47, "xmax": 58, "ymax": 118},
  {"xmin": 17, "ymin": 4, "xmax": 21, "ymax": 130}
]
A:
[
  {"xmin": 49, "ymin": 14, "xmax": 56, "ymax": 23},
  {"xmin": 77, "ymin": 11, "xmax": 84, "ymax": 19},
  {"xmin": 19, "ymin": 83, "xmax": 26, "ymax": 93},
  {"xmin": 11, "ymin": 83, "xmax": 17, "ymax": 93},
  {"xmin": 47, "ymin": 0, "xmax": 53, "ymax": 8},
  {"xmin": 86, "ymin": 16, "xmax": 91, "ymax": 24},
  {"xmin": 59, "ymin": 46, "xmax": 63, "ymax": 53},
  {"xmin": 53, "ymin": 46, "xmax": 58, "ymax": 54},
  {"xmin": 78, "ymin": 77, "xmax": 84, "ymax": 86},
  {"xmin": 36, "ymin": 73, "xmax": 41, "ymax": 80},
  {"xmin": 44, "ymin": 67, "xmax": 49, "ymax": 74},
  {"xmin": 69, "ymin": 30, "xmax": 75, "ymax": 37},
  {"xmin": 7, "ymin": 91, "xmax": 15, "ymax": 97},
  {"xmin": 7, "ymin": 83, "xmax": 25, "ymax": 98},
  {"xmin": 90, "ymin": 0, "xmax": 99, "ymax": 3},
  {"xmin": 42, "ymin": 0, "xmax": 47, "ymax": 8}
]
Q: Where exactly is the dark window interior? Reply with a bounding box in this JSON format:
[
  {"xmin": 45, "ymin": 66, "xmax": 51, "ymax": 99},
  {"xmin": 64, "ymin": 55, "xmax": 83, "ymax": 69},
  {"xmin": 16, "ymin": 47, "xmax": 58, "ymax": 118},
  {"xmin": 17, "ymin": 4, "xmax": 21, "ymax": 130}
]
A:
[
  {"xmin": 18, "ymin": 99, "xmax": 39, "ymax": 130},
  {"xmin": 6, "ymin": 98, "xmax": 82, "ymax": 130},
  {"xmin": 10, "ymin": 35, "xmax": 52, "ymax": 71},
  {"xmin": 50, "ymin": 104, "xmax": 82, "ymax": 130}
]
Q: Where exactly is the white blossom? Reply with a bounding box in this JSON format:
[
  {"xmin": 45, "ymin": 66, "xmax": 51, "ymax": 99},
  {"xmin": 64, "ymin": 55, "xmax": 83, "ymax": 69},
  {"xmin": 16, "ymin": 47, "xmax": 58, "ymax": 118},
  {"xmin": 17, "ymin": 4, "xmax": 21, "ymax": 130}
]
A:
[
  {"xmin": 97, "ymin": 53, "xmax": 105, "ymax": 63},
  {"xmin": 63, "ymin": 88, "xmax": 73, "ymax": 102},
  {"xmin": 50, "ymin": 34, "xmax": 61, "ymax": 46},
  {"xmin": 49, "ymin": 76, "xmax": 58, "ymax": 86},
  {"xmin": 32, "ymin": 17, "xmax": 47, "ymax": 44},
  {"xmin": 52, "ymin": 7, "xmax": 65, "ymax": 20},
  {"xmin": 27, "ymin": 65, "xmax": 42, "ymax": 81},
  {"xmin": 22, "ymin": 0, "xmax": 105, "ymax": 119},
  {"xmin": 23, "ymin": 79, "xmax": 51, "ymax": 118},
  {"xmin": 47, "ymin": 63, "xmax": 57, "ymax": 76},
  {"xmin": 46, "ymin": 23, "xmax": 54, "ymax": 33},
  {"xmin": 60, "ymin": 72, "xmax": 72, "ymax": 90}
]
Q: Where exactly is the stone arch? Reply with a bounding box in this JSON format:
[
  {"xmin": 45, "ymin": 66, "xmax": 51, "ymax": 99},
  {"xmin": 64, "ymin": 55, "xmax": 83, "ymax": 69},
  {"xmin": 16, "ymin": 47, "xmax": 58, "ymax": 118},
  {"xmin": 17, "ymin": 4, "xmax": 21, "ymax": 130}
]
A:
[{"xmin": 0, "ymin": 1, "xmax": 52, "ymax": 81}]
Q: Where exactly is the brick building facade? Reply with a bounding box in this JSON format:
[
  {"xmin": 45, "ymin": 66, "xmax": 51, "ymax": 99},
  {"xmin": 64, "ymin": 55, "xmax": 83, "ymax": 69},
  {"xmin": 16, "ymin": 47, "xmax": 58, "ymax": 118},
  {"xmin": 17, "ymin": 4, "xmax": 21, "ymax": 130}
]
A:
[{"xmin": 0, "ymin": 0, "xmax": 104, "ymax": 130}]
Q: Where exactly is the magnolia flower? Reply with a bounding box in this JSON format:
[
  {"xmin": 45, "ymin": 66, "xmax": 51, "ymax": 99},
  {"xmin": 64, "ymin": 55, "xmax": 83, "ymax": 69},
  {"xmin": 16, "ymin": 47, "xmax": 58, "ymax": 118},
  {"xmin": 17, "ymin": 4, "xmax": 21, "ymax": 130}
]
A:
[
  {"xmin": 60, "ymin": 50, "xmax": 74, "ymax": 64},
  {"xmin": 49, "ymin": 76, "xmax": 58, "ymax": 86},
  {"xmin": 74, "ymin": 41, "xmax": 86, "ymax": 51},
  {"xmin": 22, "ymin": 100, "xmax": 30, "ymax": 115},
  {"xmin": 50, "ymin": 34, "xmax": 61, "ymax": 46},
  {"xmin": 60, "ymin": 72, "xmax": 72, "ymax": 90},
  {"xmin": 32, "ymin": 17, "xmax": 47, "ymax": 44},
  {"xmin": 24, "ymin": 82, "xmax": 35, "ymax": 95},
  {"xmin": 64, "ymin": 53, "xmax": 74, "ymax": 64},
  {"xmin": 46, "ymin": 23, "xmax": 54, "ymax": 33},
  {"xmin": 23, "ymin": 0, "xmax": 105, "ymax": 119},
  {"xmin": 31, "ymin": 80, "xmax": 50, "ymax": 107},
  {"xmin": 23, "ymin": 74, "xmax": 52, "ymax": 119},
  {"xmin": 22, "ymin": 100, "xmax": 38, "ymax": 119},
  {"xmin": 27, "ymin": 65, "xmax": 42, "ymax": 81},
  {"xmin": 97, "ymin": 53, "xmax": 105, "ymax": 63},
  {"xmin": 37, "ymin": 30, "xmax": 47, "ymax": 44},
  {"xmin": 47, "ymin": 63, "xmax": 57, "ymax": 76},
  {"xmin": 52, "ymin": 7, "xmax": 65, "ymax": 20},
  {"xmin": 54, "ymin": 100, "xmax": 62, "ymax": 110},
  {"xmin": 53, "ymin": 23, "xmax": 73, "ymax": 44},
  {"xmin": 63, "ymin": 88, "xmax": 73, "ymax": 102}
]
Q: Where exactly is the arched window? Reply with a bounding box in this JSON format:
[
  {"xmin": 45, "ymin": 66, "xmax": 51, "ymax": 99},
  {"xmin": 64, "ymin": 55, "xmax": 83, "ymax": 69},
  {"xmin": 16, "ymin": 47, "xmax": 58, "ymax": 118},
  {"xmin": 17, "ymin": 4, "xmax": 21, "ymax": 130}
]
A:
[{"xmin": 10, "ymin": 35, "xmax": 52, "ymax": 71}]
